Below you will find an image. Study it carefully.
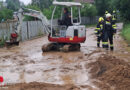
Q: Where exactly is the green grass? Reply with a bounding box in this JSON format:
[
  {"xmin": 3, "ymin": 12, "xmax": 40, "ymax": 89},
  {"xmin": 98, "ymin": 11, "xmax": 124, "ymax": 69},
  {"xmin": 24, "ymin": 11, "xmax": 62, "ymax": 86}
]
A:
[
  {"xmin": 122, "ymin": 23, "xmax": 130, "ymax": 44},
  {"xmin": 0, "ymin": 38, "xmax": 5, "ymax": 47}
]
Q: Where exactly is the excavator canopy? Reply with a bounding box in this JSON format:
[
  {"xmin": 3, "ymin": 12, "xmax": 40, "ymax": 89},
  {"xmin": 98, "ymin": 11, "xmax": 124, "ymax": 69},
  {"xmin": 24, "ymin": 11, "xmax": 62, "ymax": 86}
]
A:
[{"xmin": 53, "ymin": 1, "xmax": 82, "ymax": 7}]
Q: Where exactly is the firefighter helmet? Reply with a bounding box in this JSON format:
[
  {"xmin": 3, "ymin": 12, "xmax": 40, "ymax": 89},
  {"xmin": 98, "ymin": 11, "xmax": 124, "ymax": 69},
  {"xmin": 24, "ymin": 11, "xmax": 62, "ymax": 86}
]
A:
[
  {"xmin": 113, "ymin": 10, "xmax": 116, "ymax": 13},
  {"xmin": 105, "ymin": 11, "xmax": 108, "ymax": 14},
  {"xmin": 106, "ymin": 13, "xmax": 112, "ymax": 18},
  {"xmin": 99, "ymin": 17, "xmax": 104, "ymax": 22}
]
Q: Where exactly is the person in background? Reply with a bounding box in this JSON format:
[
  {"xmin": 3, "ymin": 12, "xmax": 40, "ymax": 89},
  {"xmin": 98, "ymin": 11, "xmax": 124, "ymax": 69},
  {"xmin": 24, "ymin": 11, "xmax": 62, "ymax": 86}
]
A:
[
  {"xmin": 102, "ymin": 13, "xmax": 117, "ymax": 51},
  {"xmin": 104, "ymin": 11, "xmax": 109, "ymax": 20},
  {"xmin": 112, "ymin": 10, "xmax": 117, "ymax": 24},
  {"xmin": 105, "ymin": 11, "xmax": 108, "ymax": 15},
  {"xmin": 95, "ymin": 17, "xmax": 104, "ymax": 47}
]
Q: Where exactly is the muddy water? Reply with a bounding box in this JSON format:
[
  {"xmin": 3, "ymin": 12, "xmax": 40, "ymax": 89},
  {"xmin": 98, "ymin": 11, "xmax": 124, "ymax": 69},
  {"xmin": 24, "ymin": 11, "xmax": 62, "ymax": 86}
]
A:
[
  {"xmin": 0, "ymin": 33, "xmax": 98, "ymax": 89},
  {"xmin": 0, "ymin": 23, "xmax": 129, "ymax": 89}
]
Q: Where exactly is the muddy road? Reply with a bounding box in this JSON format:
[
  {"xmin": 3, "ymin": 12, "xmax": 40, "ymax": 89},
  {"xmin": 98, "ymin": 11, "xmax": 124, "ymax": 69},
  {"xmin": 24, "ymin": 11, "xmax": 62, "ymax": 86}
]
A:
[{"xmin": 0, "ymin": 23, "xmax": 130, "ymax": 90}]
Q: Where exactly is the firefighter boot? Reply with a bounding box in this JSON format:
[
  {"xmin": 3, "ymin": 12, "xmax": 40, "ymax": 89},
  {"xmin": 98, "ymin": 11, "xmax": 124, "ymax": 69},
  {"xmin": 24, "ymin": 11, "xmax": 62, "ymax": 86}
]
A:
[
  {"xmin": 110, "ymin": 47, "xmax": 114, "ymax": 51},
  {"xmin": 97, "ymin": 43, "xmax": 100, "ymax": 47}
]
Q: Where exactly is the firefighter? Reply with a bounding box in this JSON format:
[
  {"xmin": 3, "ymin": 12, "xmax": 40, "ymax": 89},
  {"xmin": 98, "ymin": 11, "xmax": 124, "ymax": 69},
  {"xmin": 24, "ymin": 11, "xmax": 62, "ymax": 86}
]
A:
[
  {"xmin": 95, "ymin": 17, "xmax": 104, "ymax": 47},
  {"xmin": 102, "ymin": 13, "xmax": 117, "ymax": 51},
  {"xmin": 112, "ymin": 10, "xmax": 117, "ymax": 24},
  {"xmin": 105, "ymin": 11, "xmax": 108, "ymax": 15}
]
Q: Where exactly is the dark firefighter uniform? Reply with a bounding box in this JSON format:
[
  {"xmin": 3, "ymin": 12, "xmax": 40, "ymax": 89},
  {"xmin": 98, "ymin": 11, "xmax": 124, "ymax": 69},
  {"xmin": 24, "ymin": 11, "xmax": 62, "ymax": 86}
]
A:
[
  {"xmin": 102, "ymin": 13, "xmax": 117, "ymax": 51},
  {"xmin": 58, "ymin": 8, "xmax": 72, "ymax": 27},
  {"xmin": 95, "ymin": 17, "xmax": 104, "ymax": 47}
]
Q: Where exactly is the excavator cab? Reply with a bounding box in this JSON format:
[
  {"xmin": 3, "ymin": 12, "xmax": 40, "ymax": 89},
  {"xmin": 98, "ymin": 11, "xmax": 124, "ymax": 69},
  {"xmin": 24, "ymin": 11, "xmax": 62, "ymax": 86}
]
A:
[
  {"xmin": 5, "ymin": 1, "xmax": 86, "ymax": 52},
  {"xmin": 42, "ymin": 1, "xmax": 86, "ymax": 52},
  {"xmin": 48, "ymin": 1, "xmax": 86, "ymax": 43}
]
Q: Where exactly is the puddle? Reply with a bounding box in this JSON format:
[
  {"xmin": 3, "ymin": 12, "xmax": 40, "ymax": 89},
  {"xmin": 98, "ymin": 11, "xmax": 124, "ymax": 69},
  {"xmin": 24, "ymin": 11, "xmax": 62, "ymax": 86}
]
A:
[{"xmin": 0, "ymin": 27, "xmax": 98, "ymax": 89}]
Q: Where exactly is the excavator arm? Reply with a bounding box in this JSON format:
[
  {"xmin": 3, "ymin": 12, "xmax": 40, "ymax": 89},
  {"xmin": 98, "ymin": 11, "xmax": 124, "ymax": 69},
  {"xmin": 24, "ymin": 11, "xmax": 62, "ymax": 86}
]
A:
[
  {"xmin": 6, "ymin": 8, "xmax": 51, "ymax": 47},
  {"xmin": 15, "ymin": 8, "xmax": 51, "ymax": 41}
]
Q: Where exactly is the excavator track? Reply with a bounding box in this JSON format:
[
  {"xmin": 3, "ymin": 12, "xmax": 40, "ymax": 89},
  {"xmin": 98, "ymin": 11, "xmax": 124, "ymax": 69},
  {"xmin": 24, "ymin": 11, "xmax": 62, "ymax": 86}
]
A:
[
  {"xmin": 62, "ymin": 44, "xmax": 81, "ymax": 52},
  {"xmin": 5, "ymin": 41, "xmax": 19, "ymax": 48},
  {"xmin": 42, "ymin": 43, "xmax": 59, "ymax": 52},
  {"xmin": 62, "ymin": 45, "xmax": 70, "ymax": 52},
  {"xmin": 42, "ymin": 43, "xmax": 81, "ymax": 52}
]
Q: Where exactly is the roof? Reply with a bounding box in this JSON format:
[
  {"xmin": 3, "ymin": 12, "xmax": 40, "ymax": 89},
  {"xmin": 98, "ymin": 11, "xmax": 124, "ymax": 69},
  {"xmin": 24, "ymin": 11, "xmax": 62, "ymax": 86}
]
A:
[
  {"xmin": 74, "ymin": 0, "xmax": 94, "ymax": 3},
  {"xmin": 53, "ymin": 1, "xmax": 82, "ymax": 7}
]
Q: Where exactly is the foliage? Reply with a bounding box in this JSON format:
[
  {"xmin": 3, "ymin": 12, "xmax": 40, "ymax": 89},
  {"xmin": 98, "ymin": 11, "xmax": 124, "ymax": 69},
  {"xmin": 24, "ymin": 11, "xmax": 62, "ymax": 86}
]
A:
[
  {"xmin": 43, "ymin": 4, "xmax": 97, "ymax": 20},
  {"xmin": 31, "ymin": 0, "xmax": 73, "ymax": 9},
  {"xmin": 0, "ymin": 36, "xmax": 7, "ymax": 47},
  {"xmin": 114, "ymin": 0, "xmax": 130, "ymax": 21},
  {"xmin": 42, "ymin": 6, "xmax": 53, "ymax": 20},
  {"xmin": 95, "ymin": 0, "xmax": 112, "ymax": 16},
  {"xmin": 30, "ymin": 0, "xmax": 74, "ymax": 19},
  {"xmin": 0, "ymin": 38, "xmax": 5, "ymax": 47},
  {"xmin": 43, "ymin": 6, "xmax": 62, "ymax": 19},
  {"xmin": 31, "ymin": 0, "xmax": 53, "ymax": 9},
  {"xmin": 0, "ymin": 8, "xmax": 13, "ymax": 22},
  {"xmin": 6, "ymin": 0, "xmax": 23, "ymax": 11},
  {"xmin": 81, "ymin": 3, "xmax": 97, "ymax": 17},
  {"xmin": 33, "ymin": 3, "xmax": 97, "ymax": 20},
  {"xmin": 122, "ymin": 23, "xmax": 130, "ymax": 43}
]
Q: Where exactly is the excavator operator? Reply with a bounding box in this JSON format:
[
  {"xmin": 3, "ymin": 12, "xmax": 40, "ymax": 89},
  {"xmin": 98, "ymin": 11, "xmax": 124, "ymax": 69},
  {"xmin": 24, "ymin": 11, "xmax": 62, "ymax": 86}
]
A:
[{"xmin": 58, "ymin": 8, "xmax": 72, "ymax": 27}]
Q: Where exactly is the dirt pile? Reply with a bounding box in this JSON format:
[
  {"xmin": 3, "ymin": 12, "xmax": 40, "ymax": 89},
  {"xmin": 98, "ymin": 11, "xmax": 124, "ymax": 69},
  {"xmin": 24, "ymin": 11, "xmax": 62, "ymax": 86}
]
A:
[
  {"xmin": 6, "ymin": 82, "xmax": 80, "ymax": 90},
  {"xmin": 87, "ymin": 54, "xmax": 130, "ymax": 90}
]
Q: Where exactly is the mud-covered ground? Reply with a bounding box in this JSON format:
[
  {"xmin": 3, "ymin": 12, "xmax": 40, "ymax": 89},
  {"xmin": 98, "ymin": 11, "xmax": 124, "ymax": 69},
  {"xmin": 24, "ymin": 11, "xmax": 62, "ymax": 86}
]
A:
[{"xmin": 0, "ymin": 23, "xmax": 130, "ymax": 90}]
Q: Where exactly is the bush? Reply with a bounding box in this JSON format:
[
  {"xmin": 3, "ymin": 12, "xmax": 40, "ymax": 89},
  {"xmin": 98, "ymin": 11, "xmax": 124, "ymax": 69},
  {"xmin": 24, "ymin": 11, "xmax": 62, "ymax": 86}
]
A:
[
  {"xmin": 25, "ymin": 2, "xmax": 98, "ymax": 20},
  {"xmin": 81, "ymin": 3, "xmax": 97, "ymax": 17},
  {"xmin": 114, "ymin": 0, "xmax": 130, "ymax": 21},
  {"xmin": 43, "ymin": 3, "xmax": 97, "ymax": 19},
  {"xmin": 0, "ymin": 37, "xmax": 6, "ymax": 47},
  {"xmin": 122, "ymin": 23, "xmax": 130, "ymax": 44},
  {"xmin": 0, "ymin": 8, "xmax": 13, "ymax": 22},
  {"xmin": 95, "ymin": 0, "xmax": 110, "ymax": 16},
  {"xmin": 43, "ymin": 5, "xmax": 63, "ymax": 19}
]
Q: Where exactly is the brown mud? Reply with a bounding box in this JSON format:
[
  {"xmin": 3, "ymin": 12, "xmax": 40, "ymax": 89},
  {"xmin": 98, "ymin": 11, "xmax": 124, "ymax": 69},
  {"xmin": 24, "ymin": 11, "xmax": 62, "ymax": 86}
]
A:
[
  {"xmin": 4, "ymin": 82, "xmax": 80, "ymax": 90},
  {"xmin": 0, "ymin": 23, "xmax": 130, "ymax": 90},
  {"xmin": 87, "ymin": 54, "xmax": 130, "ymax": 90}
]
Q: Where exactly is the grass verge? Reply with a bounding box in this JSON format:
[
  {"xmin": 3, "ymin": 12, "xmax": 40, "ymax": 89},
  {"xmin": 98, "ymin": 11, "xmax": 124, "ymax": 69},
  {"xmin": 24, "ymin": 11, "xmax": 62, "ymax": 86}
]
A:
[
  {"xmin": 0, "ymin": 39, "xmax": 5, "ymax": 47},
  {"xmin": 122, "ymin": 23, "xmax": 130, "ymax": 44}
]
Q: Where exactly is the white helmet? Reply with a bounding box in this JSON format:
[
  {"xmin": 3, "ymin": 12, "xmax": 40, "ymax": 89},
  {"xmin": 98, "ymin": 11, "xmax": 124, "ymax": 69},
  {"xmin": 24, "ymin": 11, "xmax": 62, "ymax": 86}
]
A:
[{"xmin": 106, "ymin": 13, "xmax": 112, "ymax": 18}]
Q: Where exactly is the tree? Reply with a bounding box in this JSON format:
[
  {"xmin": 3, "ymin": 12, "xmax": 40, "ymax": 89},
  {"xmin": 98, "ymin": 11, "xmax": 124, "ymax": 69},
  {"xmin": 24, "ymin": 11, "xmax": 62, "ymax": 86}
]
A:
[
  {"xmin": 6, "ymin": 0, "xmax": 23, "ymax": 11},
  {"xmin": 114, "ymin": 0, "xmax": 130, "ymax": 21},
  {"xmin": 0, "ymin": 8, "xmax": 13, "ymax": 22},
  {"xmin": 31, "ymin": 0, "xmax": 73, "ymax": 9},
  {"xmin": 95, "ymin": 0, "xmax": 110, "ymax": 16},
  {"xmin": 32, "ymin": 0, "xmax": 53, "ymax": 9},
  {"xmin": 81, "ymin": 3, "xmax": 97, "ymax": 17}
]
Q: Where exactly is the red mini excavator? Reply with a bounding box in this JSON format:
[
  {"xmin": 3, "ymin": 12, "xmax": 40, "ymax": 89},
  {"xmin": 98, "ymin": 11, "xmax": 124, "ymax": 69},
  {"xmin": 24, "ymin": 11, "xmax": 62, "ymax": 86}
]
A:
[
  {"xmin": 42, "ymin": 1, "xmax": 86, "ymax": 52},
  {"xmin": 6, "ymin": 0, "xmax": 86, "ymax": 52}
]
